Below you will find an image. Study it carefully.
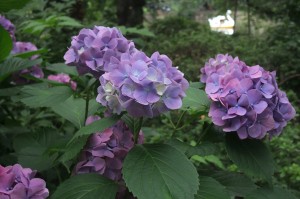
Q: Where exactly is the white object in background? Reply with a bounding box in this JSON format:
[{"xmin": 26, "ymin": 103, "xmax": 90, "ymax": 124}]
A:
[{"xmin": 208, "ymin": 10, "xmax": 235, "ymax": 35}]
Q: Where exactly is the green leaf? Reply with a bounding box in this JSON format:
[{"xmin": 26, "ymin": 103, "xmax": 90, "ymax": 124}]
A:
[
  {"xmin": 166, "ymin": 139, "xmax": 217, "ymax": 158},
  {"xmin": 56, "ymin": 16, "xmax": 83, "ymax": 27},
  {"xmin": 52, "ymin": 96, "xmax": 100, "ymax": 128},
  {"xmin": 186, "ymin": 142, "xmax": 218, "ymax": 157},
  {"xmin": 245, "ymin": 187, "xmax": 297, "ymax": 199},
  {"xmin": 13, "ymin": 48, "xmax": 47, "ymax": 59},
  {"xmin": 211, "ymin": 171, "xmax": 257, "ymax": 197},
  {"xmin": 51, "ymin": 174, "xmax": 118, "ymax": 199},
  {"xmin": 13, "ymin": 130, "xmax": 60, "ymax": 171},
  {"xmin": 0, "ymin": 0, "xmax": 31, "ymax": 12},
  {"xmin": 0, "ymin": 26, "xmax": 13, "ymax": 62},
  {"xmin": 0, "ymin": 57, "xmax": 42, "ymax": 77},
  {"xmin": 59, "ymin": 136, "xmax": 88, "ymax": 164},
  {"xmin": 46, "ymin": 63, "xmax": 78, "ymax": 76},
  {"xmin": 0, "ymin": 86, "xmax": 22, "ymax": 96},
  {"xmin": 189, "ymin": 82, "xmax": 204, "ymax": 89},
  {"xmin": 196, "ymin": 176, "xmax": 231, "ymax": 199},
  {"xmin": 225, "ymin": 134, "xmax": 274, "ymax": 181},
  {"xmin": 69, "ymin": 116, "xmax": 119, "ymax": 142},
  {"xmin": 20, "ymin": 85, "xmax": 73, "ymax": 108},
  {"xmin": 123, "ymin": 144, "xmax": 199, "ymax": 199},
  {"xmin": 182, "ymin": 87, "xmax": 210, "ymax": 110},
  {"xmin": 121, "ymin": 114, "xmax": 143, "ymax": 143}
]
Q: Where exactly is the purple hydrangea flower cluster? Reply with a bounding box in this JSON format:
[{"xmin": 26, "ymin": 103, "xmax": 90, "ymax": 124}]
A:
[
  {"xmin": 201, "ymin": 54, "xmax": 296, "ymax": 139},
  {"xmin": 74, "ymin": 116, "xmax": 143, "ymax": 181},
  {"xmin": 11, "ymin": 42, "xmax": 44, "ymax": 84},
  {"xmin": 64, "ymin": 26, "xmax": 188, "ymax": 117},
  {"xmin": 0, "ymin": 164, "xmax": 49, "ymax": 199},
  {"xmin": 64, "ymin": 26, "xmax": 135, "ymax": 77},
  {"xmin": 97, "ymin": 51, "xmax": 189, "ymax": 117},
  {"xmin": 0, "ymin": 15, "xmax": 16, "ymax": 41},
  {"xmin": 47, "ymin": 73, "xmax": 77, "ymax": 91}
]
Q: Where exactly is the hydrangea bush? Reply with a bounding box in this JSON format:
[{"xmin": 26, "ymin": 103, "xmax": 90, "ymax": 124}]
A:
[{"xmin": 0, "ymin": 10, "xmax": 298, "ymax": 199}]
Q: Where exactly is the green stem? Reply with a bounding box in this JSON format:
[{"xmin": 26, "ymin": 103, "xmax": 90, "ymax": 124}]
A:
[
  {"xmin": 175, "ymin": 110, "xmax": 187, "ymax": 129},
  {"xmin": 171, "ymin": 110, "xmax": 187, "ymax": 138},
  {"xmin": 134, "ymin": 117, "xmax": 143, "ymax": 144},
  {"xmin": 55, "ymin": 166, "xmax": 62, "ymax": 183},
  {"xmin": 197, "ymin": 122, "xmax": 212, "ymax": 145},
  {"xmin": 84, "ymin": 88, "xmax": 90, "ymax": 125}
]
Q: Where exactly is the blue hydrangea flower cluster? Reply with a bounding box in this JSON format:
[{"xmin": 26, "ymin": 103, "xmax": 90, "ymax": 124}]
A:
[
  {"xmin": 201, "ymin": 54, "xmax": 296, "ymax": 139},
  {"xmin": 65, "ymin": 26, "xmax": 189, "ymax": 117},
  {"xmin": 64, "ymin": 26, "xmax": 135, "ymax": 77},
  {"xmin": 0, "ymin": 15, "xmax": 16, "ymax": 41}
]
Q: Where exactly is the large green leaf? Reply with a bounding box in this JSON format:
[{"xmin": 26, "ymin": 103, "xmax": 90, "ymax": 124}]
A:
[
  {"xmin": 13, "ymin": 130, "xmax": 60, "ymax": 171},
  {"xmin": 245, "ymin": 187, "xmax": 297, "ymax": 199},
  {"xmin": 46, "ymin": 63, "xmax": 78, "ymax": 76},
  {"xmin": 52, "ymin": 96, "xmax": 100, "ymax": 128},
  {"xmin": 0, "ymin": 57, "xmax": 42, "ymax": 77},
  {"xmin": 196, "ymin": 176, "xmax": 231, "ymax": 199},
  {"xmin": 0, "ymin": 26, "xmax": 13, "ymax": 62},
  {"xmin": 123, "ymin": 144, "xmax": 199, "ymax": 199},
  {"xmin": 225, "ymin": 134, "xmax": 274, "ymax": 181},
  {"xmin": 51, "ymin": 174, "xmax": 118, "ymax": 199},
  {"xmin": 211, "ymin": 171, "xmax": 257, "ymax": 197},
  {"xmin": 20, "ymin": 85, "xmax": 73, "ymax": 108},
  {"xmin": 182, "ymin": 86, "xmax": 210, "ymax": 110},
  {"xmin": 0, "ymin": 0, "xmax": 31, "ymax": 12}
]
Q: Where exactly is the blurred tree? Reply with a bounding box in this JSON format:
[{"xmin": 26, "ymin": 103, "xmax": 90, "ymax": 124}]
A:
[{"xmin": 117, "ymin": 0, "xmax": 146, "ymax": 27}]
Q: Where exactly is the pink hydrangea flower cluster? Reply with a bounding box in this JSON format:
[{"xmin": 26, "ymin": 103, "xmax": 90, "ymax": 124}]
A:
[
  {"xmin": 201, "ymin": 54, "xmax": 296, "ymax": 139},
  {"xmin": 47, "ymin": 73, "xmax": 77, "ymax": 91},
  {"xmin": 0, "ymin": 164, "xmax": 49, "ymax": 199}
]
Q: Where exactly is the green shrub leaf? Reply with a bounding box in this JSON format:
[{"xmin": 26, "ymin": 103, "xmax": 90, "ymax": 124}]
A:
[
  {"xmin": 182, "ymin": 86, "xmax": 210, "ymax": 110},
  {"xmin": 0, "ymin": 0, "xmax": 31, "ymax": 12},
  {"xmin": 20, "ymin": 85, "xmax": 73, "ymax": 108},
  {"xmin": 52, "ymin": 96, "xmax": 100, "ymax": 128},
  {"xmin": 245, "ymin": 187, "xmax": 297, "ymax": 199},
  {"xmin": 196, "ymin": 176, "xmax": 231, "ymax": 199},
  {"xmin": 211, "ymin": 171, "xmax": 257, "ymax": 197},
  {"xmin": 225, "ymin": 134, "xmax": 275, "ymax": 181},
  {"xmin": 51, "ymin": 174, "xmax": 118, "ymax": 199},
  {"xmin": 123, "ymin": 143, "xmax": 199, "ymax": 199},
  {"xmin": 0, "ymin": 26, "xmax": 13, "ymax": 62}
]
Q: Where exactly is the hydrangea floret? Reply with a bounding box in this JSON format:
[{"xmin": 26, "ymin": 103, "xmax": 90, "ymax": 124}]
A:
[
  {"xmin": 201, "ymin": 54, "xmax": 296, "ymax": 139},
  {"xmin": 47, "ymin": 73, "xmax": 77, "ymax": 91},
  {"xmin": 11, "ymin": 42, "xmax": 44, "ymax": 84},
  {"xmin": 0, "ymin": 15, "xmax": 16, "ymax": 41},
  {"xmin": 0, "ymin": 164, "xmax": 49, "ymax": 199}
]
